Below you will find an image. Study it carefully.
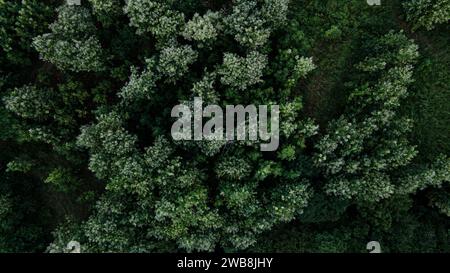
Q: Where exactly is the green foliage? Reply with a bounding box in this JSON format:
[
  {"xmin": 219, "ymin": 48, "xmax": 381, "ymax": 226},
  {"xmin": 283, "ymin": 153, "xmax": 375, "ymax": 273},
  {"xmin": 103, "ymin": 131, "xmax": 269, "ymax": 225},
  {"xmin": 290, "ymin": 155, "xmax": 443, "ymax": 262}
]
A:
[
  {"xmin": 219, "ymin": 51, "xmax": 268, "ymax": 91},
  {"xmin": 215, "ymin": 155, "xmax": 252, "ymax": 181},
  {"xmin": 405, "ymin": 28, "xmax": 450, "ymax": 161},
  {"xmin": 124, "ymin": 0, "xmax": 185, "ymax": 42},
  {"xmin": 88, "ymin": 0, "xmax": 123, "ymax": 26},
  {"xmin": 0, "ymin": 0, "xmax": 53, "ymax": 65},
  {"xmin": 404, "ymin": 0, "xmax": 450, "ymax": 31},
  {"xmin": 3, "ymin": 85, "xmax": 53, "ymax": 120},
  {"xmin": 224, "ymin": 0, "xmax": 289, "ymax": 49},
  {"xmin": 33, "ymin": 5, "xmax": 105, "ymax": 72},
  {"xmin": 119, "ymin": 61, "xmax": 158, "ymax": 101},
  {"xmin": 44, "ymin": 168, "xmax": 81, "ymax": 193},
  {"xmin": 46, "ymin": 219, "xmax": 85, "ymax": 253},
  {"xmin": 428, "ymin": 189, "xmax": 450, "ymax": 217},
  {"xmin": 396, "ymin": 155, "xmax": 450, "ymax": 195},
  {"xmin": 314, "ymin": 32, "xmax": 420, "ymax": 203},
  {"xmin": 0, "ymin": 0, "xmax": 449, "ymax": 253},
  {"xmin": 182, "ymin": 11, "xmax": 219, "ymax": 46},
  {"xmin": 157, "ymin": 44, "xmax": 198, "ymax": 81}
]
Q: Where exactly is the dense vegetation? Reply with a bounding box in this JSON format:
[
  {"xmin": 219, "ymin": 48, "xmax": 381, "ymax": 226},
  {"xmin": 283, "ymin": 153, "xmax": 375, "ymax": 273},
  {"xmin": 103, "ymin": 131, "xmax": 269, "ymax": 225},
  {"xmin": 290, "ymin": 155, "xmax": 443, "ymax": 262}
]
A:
[{"xmin": 0, "ymin": 0, "xmax": 449, "ymax": 253}]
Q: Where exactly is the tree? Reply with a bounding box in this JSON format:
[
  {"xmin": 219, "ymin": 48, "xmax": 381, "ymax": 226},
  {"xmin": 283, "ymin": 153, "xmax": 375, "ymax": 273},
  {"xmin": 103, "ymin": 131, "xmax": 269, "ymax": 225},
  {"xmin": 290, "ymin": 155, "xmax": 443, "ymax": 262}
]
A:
[
  {"xmin": 404, "ymin": 0, "xmax": 450, "ymax": 31},
  {"xmin": 33, "ymin": 5, "xmax": 105, "ymax": 72},
  {"xmin": 157, "ymin": 44, "xmax": 198, "ymax": 81},
  {"xmin": 218, "ymin": 51, "xmax": 268, "ymax": 91},
  {"xmin": 124, "ymin": 0, "xmax": 185, "ymax": 43},
  {"xmin": 88, "ymin": 0, "xmax": 122, "ymax": 26},
  {"xmin": 0, "ymin": 0, "xmax": 53, "ymax": 65},
  {"xmin": 63, "ymin": 0, "xmax": 316, "ymax": 252},
  {"xmin": 314, "ymin": 32, "xmax": 420, "ymax": 203},
  {"xmin": 3, "ymin": 85, "xmax": 53, "ymax": 120},
  {"xmin": 224, "ymin": 0, "xmax": 290, "ymax": 49},
  {"xmin": 182, "ymin": 11, "xmax": 220, "ymax": 47},
  {"xmin": 1, "ymin": 0, "xmax": 449, "ymax": 254}
]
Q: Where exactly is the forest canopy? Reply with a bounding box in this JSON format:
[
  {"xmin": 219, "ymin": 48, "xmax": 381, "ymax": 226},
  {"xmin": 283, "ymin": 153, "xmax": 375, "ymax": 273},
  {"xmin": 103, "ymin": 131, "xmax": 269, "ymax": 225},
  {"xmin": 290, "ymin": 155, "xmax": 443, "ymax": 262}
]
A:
[{"xmin": 0, "ymin": 0, "xmax": 449, "ymax": 253}]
